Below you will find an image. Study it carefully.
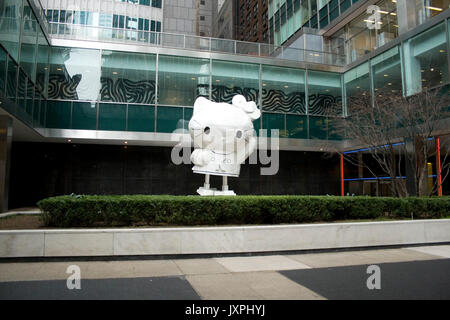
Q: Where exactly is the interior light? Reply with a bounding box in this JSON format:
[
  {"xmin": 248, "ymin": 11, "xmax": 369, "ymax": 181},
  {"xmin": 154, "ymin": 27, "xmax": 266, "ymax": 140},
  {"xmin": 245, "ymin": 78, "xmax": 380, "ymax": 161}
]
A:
[
  {"xmin": 425, "ymin": 6, "xmax": 442, "ymax": 11},
  {"xmin": 112, "ymin": 71, "xmax": 118, "ymax": 75},
  {"xmin": 191, "ymin": 77, "xmax": 196, "ymax": 80},
  {"xmin": 390, "ymin": 12, "xmax": 397, "ymax": 16},
  {"xmin": 388, "ymin": 83, "xmax": 392, "ymax": 86},
  {"xmin": 384, "ymin": 74, "xmax": 389, "ymax": 77},
  {"xmin": 430, "ymin": 68, "xmax": 434, "ymax": 72},
  {"xmin": 377, "ymin": 10, "xmax": 389, "ymax": 14},
  {"xmin": 421, "ymin": 70, "xmax": 425, "ymax": 73},
  {"xmin": 440, "ymin": 50, "xmax": 445, "ymax": 53},
  {"xmin": 57, "ymin": 68, "xmax": 62, "ymax": 71},
  {"xmin": 216, "ymin": 79, "xmax": 221, "ymax": 82},
  {"xmin": 284, "ymin": 85, "xmax": 289, "ymax": 88}
]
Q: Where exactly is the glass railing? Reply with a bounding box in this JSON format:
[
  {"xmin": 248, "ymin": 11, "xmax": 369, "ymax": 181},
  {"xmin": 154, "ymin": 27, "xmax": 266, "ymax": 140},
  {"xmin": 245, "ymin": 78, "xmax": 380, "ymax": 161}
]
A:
[{"xmin": 47, "ymin": 22, "xmax": 346, "ymax": 67}]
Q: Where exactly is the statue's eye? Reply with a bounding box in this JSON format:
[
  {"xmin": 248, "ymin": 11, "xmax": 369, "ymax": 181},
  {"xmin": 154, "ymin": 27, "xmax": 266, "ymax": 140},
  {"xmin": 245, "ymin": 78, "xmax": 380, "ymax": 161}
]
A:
[
  {"xmin": 204, "ymin": 127, "xmax": 210, "ymax": 135},
  {"xmin": 236, "ymin": 130, "xmax": 243, "ymax": 139}
]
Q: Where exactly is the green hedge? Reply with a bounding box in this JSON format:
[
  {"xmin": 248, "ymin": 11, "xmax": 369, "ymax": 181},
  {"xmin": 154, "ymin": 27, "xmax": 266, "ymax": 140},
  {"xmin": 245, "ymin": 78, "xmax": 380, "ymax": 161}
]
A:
[{"xmin": 37, "ymin": 195, "xmax": 450, "ymax": 228}]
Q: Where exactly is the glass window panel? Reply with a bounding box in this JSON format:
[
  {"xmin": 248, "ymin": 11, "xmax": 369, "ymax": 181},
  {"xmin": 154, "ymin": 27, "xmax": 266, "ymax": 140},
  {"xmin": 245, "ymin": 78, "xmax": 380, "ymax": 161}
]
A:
[
  {"xmin": 212, "ymin": 60, "xmax": 259, "ymax": 104},
  {"xmin": 25, "ymin": 78, "xmax": 34, "ymax": 119},
  {"xmin": 309, "ymin": 116, "xmax": 328, "ymax": 140},
  {"xmin": 6, "ymin": 56, "xmax": 18, "ymax": 101},
  {"xmin": 158, "ymin": 55, "xmax": 210, "ymax": 106},
  {"xmin": 48, "ymin": 47, "xmax": 101, "ymax": 101},
  {"xmin": 46, "ymin": 100, "xmax": 71, "ymax": 128},
  {"xmin": 344, "ymin": 62, "xmax": 370, "ymax": 113},
  {"xmin": 286, "ymin": 114, "xmax": 307, "ymax": 139},
  {"xmin": 183, "ymin": 107, "xmax": 193, "ymax": 131},
  {"xmin": 262, "ymin": 112, "xmax": 286, "ymax": 138},
  {"xmin": 404, "ymin": 22, "xmax": 448, "ymax": 95},
  {"xmin": 99, "ymin": 103, "xmax": 126, "ymax": 131},
  {"xmin": 308, "ymin": 71, "xmax": 342, "ymax": 116},
  {"xmin": 0, "ymin": 48, "xmax": 6, "ymax": 94},
  {"xmin": 20, "ymin": 18, "xmax": 37, "ymax": 81},
  {"xmin": 0, "ymin": 0, "xmax": 22, "ymax": 62},
  {"xmin": 17, "ymin": 69, "xmax": 26, "ymax": 109},
  {"xmin": 101, "ymin": 51, "xmax": 156, "ymax": 104},
  {"xmin": 36, "ymin": 28, "xmax": 49, "ymax": 96},
  {"xmin": 371, "ymin": 46, "xmax": 402, "ymax": 98},
  {"xmin": 33, "ymin": 89, "xmax": 41, "ymax": 126},
  {"xmin": 262, "ymin": 65, "xmax": 306, "ymax": 114},
  {"xmin": 40, "ymin": 98, "xmax": 46, "ymax": 127},
  {"xmin": 72, "ymin": 102, "xmax": 97, "ymax": 130},
  {"xmin": 156, "ymin": 106, "xmax": 183, "ymax": 133},
  {"xmin": 128, "ymin": 104, "xmax": 155, "ymax": 132}
]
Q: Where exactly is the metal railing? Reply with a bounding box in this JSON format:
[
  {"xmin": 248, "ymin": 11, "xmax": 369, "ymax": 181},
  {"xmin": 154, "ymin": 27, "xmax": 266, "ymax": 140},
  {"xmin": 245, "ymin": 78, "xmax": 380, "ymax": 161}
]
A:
[{"xmin": 47, "ymin": 22, "xmax": 346, "ymax": 67}]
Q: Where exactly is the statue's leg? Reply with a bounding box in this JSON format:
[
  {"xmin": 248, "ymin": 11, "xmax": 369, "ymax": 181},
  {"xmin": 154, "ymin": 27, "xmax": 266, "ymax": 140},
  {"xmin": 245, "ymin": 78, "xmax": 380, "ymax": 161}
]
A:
[
  {"xmin": 222, "ymin": 176, "xmax": 229, "ymax": 191},
  {"xmin": 204, "ymin": 174, "xmax": 210, "ymax": 190}
]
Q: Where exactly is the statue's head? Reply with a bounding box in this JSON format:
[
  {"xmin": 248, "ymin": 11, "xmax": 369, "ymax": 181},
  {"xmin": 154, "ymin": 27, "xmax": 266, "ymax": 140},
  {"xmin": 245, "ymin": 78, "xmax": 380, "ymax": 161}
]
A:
[{"xmin": 188, "ymin": 95, "xmax": 260, "ymax": 154}]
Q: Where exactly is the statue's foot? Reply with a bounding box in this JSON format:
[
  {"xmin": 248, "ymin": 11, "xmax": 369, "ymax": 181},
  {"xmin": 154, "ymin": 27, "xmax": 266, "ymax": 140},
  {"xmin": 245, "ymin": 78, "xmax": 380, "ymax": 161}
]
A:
[{"xmin": 196, "ymin": 187, "xmax": 236, "ymax": 196}]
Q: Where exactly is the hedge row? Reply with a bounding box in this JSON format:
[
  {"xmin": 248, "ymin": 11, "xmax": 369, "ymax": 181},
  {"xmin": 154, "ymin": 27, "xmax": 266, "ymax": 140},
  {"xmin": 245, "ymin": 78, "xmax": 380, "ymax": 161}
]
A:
[{"xmin": 36, "ymin": 195, "xmax": 450, "ymax": 228}]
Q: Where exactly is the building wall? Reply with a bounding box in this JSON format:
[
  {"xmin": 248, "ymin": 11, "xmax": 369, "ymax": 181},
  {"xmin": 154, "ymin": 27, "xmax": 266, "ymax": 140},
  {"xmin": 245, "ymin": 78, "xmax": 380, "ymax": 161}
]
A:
[
  {"xmin": 236, "ymin": 0, "xmax": 269, "ymax": 43},
  {"xmin": 9, "ymin": 142, "xmax": 341, "ymax": 208}
]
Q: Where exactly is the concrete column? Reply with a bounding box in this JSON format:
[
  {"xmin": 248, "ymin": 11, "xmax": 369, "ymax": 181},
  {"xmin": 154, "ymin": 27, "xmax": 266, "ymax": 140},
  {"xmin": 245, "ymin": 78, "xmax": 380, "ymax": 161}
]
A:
[
  {"xmin": 403, "ymin": 41, "xmax": 422, "ymax": 96},
  {"xmin": 0, "ymin": 116, "xmax": 12, "ymax": 212}
]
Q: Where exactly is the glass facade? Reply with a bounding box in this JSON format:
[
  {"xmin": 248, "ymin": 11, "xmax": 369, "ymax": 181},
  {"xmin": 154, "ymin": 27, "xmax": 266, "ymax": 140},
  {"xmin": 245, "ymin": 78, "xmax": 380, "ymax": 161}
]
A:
[
  {"xmin": 0, "ymin": 0, "xmax": 449, "ymax": 144},
  {"xmin": 0, "ymin": 0, "xmax": 49, "ymax": 128}
]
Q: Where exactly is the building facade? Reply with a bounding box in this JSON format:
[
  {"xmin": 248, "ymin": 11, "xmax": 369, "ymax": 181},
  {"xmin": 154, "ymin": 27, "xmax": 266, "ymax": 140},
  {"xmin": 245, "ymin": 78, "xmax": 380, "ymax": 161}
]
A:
[
  {"xmin": 0, "ymin": 0, "xmax": 449, "ymax": 210},
  {"xmin": 214, "ymin": 0, "xmax": 269, "ymax": 43}
]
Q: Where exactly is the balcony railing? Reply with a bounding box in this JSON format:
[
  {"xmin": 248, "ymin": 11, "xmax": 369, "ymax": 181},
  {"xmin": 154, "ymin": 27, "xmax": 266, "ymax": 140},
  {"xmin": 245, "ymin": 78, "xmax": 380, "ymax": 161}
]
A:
[{"xmin": 47, "ymin": 22, "xmax": 346, "ymax": 67}]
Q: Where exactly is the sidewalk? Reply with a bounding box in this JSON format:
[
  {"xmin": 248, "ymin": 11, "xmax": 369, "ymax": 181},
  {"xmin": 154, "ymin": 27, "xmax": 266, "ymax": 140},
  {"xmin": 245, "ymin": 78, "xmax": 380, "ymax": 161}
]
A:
[{"xmin": 0, "ymin": 245, "xmax": 449, "ymax": 300}]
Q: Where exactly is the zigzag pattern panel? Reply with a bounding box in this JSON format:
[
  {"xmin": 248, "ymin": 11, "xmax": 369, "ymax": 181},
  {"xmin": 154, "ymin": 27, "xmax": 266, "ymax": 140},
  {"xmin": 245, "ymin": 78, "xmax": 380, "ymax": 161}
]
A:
[
  {"xmin": 262, "ymin": 89, "xmax": 306, "ymax": 114},
  {"xmin": 308, "ymin": 93, "xmax": 342, "ymax": 116},
  {"xmin": 100, "ymin": 78, "xmax": 156, "ymax": 104},
  {"xmin": 211, "ymin": 85, "xmax": 259, "ymax": 104},
  {"xmin": 47, "ymin": 74, "xmax": 79, "ymax": 100}
]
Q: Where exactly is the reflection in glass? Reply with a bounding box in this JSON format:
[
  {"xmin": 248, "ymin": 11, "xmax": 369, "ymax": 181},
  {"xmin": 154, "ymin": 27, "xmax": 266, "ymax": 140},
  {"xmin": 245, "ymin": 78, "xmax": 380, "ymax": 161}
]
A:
[
  {"xmin": 158, "ymin": 56, "xmax": 210, "ymax": 106},
  {"xmin": 48, "ymin": 47, "xmax": 101, "ymax": 101},
  {"xmin": 211, "ymin": 60, "xmax": 259, "ymax": 104},
  {"xmin": 262, "ymin": 65, "xmax": 306, "ymax": 114},
  {"xmin": 101, "ymin": 51, "xmax": 156, "ymax": 104},
  {"xmin": 308, "ymin": 71, "xmax": 342, "ymax": 116}
]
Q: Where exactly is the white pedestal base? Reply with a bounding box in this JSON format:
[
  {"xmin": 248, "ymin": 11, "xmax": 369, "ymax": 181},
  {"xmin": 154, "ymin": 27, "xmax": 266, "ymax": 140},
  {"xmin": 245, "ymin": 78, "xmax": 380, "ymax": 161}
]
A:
[{"xmin": 197, "ymin": 187, "xmax": 236, "ymax": 196}]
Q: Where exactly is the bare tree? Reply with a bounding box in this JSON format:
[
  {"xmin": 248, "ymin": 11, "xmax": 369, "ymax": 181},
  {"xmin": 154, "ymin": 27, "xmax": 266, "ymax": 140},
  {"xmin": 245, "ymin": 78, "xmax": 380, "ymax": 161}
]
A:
[{"xmin": 326, "ymin": 85, "xmax": 450, "ymax": 197}]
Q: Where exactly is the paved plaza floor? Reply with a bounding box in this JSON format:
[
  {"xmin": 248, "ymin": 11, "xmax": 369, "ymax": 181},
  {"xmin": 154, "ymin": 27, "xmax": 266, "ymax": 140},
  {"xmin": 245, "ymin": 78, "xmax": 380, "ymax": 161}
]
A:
[{"xmin": 0, "ymin": 245, "xmax": 449, "ymax": 300}]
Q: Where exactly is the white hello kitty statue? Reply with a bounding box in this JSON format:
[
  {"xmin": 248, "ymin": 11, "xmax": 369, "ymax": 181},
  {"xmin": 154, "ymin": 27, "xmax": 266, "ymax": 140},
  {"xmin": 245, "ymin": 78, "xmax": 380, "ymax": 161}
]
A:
[{"xmin": 188, "ymin": 95, "xmax": 261, "ymax": 196}]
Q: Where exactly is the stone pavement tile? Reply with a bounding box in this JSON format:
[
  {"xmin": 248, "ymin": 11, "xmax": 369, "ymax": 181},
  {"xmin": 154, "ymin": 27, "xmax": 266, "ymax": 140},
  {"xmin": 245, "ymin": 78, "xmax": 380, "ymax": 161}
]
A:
[
  {"xmin": 186, "ymin": 272, "xmax": 325, "ymax": 300},
  {"xmin": 174, "ymin": 258, "xmax": 229, "ymax": 275},
  {"xmin": 405, "ymin": 245, "xmax": 450, "ymax": 259},
  {"xmin": 0, "ymin": 262, "xmax": 49, "ymax": 282},
  {"xmin": 214, "ymin": 255, "xmax": 311, "ymax": 273},
  {"xmin": 286, "ymin": 248, "xmax": 439, "ymax": 268},
  {"xmin": 0, "ymin": 260, "xmax": 182, "ymax": 282},
  {"xmin": 354, "ymin": 248, "xmax": 441, "ymax": 263},
  {"xmin": 233, "ymin": 272, "xmax": 325, "ymax": 300},
  {"xmin": 285, "ymin": 251, "xmax": 371, "ymax": 268},
  {"xmin": 186, "ymin": 273, "xmax": 263, "ymax": 300}
]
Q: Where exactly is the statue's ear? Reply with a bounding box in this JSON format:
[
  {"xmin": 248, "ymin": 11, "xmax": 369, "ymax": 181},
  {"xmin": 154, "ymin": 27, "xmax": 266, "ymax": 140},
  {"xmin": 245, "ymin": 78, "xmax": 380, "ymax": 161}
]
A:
[
  {"xmin": 232, "ymin": 95, "xmax": 261, "ymax": 121},
  {"xmin": 248, "ymin": 107, "xmax": 261, "ymax": 121},
  {"xmin": 193, "ymin": 97, "xmax": 210, "ymax": 116}
]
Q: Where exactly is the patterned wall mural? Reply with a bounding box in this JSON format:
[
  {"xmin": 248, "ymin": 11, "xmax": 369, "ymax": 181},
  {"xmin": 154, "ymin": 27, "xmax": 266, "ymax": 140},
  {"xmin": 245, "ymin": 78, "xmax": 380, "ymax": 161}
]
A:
[{"xmin": 46, "ymin": 75, "xmax": 341, "ymax": 115}]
